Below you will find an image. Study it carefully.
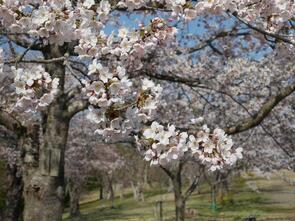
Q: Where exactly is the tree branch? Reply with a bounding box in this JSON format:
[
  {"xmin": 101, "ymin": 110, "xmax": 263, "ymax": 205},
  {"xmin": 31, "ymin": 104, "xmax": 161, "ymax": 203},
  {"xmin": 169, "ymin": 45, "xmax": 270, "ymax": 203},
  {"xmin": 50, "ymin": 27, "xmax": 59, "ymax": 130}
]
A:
[
  {"xmin": 146, "ymin": 70, "xmax": 294, "ymax": 137},
  {"xmin": 231, "ymin": 13, "xmax": 295, "ymax": 46},
  {"xmin": 144, "ymin": 71, "xmax": 201, "ymax": 87},
  {"xmin": 65, "ymin": 99, "xmax": 90, "ymax": 119},
  {"xmin": 4, "ymin": 57, "xmax": 66, "ymax": 65},
  {"xmin": 160, "ymin": 165, "xmax": 174, "ymax": 179},
  {"xmin": 184, "ymin": 175, "xmax": 200, "ymax": 201},
  {"xmin": 4, "ymin": 32, "xmax": 45, "ymax": 51},
  {"xmin": 0, "ymin": 109, "xmax": 26, "ymax": 136},
  {"xmin": 179, "ymin": 31, "xmax": 250, "ymax": 55},
  {"xmin": 226, "ymin": 82, "xmax": 295, "ymax": 135}
]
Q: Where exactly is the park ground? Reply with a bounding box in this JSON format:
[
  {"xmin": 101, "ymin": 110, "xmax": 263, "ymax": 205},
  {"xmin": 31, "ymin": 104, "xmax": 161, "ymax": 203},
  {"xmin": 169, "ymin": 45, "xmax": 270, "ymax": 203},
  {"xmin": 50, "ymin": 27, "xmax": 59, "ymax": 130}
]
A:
[{"xmin": 63, "ymin": 171, "xmax": 295, "ymax": 221}]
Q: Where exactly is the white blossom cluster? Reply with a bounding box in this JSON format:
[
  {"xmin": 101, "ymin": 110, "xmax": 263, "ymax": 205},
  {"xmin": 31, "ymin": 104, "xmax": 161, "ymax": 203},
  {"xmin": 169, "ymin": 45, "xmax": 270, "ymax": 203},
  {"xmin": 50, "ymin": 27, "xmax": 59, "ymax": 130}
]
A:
[
  {"xmin": 13, "ymin": 66, "xmax": 59, "ymax": 112},
  {"xmin": 81, "ymin": 16, "xmax": 176, "ymax": 115},
  {"xmin": 76, "ymin": 16, "xmax": 177, "ymax": 68},
  {"xmin": 0, "ymin": 0, "xmax": 111, "ymax": 46},
  {"xmin": 140, "ymin": 122, "xmax": 189, "ymax": 165},
  {"xmin": 138, "ymin": 122, "xmax": 243, "ymax": 171},
  {"xmin": 83, "ymin": 62, "xmax": 132, "ymax": 107},
  {"xmin": 86, "ymin": 78, "xmax": 163, "ymax": 141},
  {"xmin": 0, "ymin": 1, "xmax": 178, "ymax": 54}
]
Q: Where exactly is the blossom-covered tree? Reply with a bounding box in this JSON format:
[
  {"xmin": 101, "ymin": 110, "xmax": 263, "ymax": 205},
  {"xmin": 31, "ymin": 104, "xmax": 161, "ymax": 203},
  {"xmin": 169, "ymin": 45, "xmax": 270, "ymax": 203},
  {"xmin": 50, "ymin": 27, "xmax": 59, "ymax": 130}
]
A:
[{"xmin": 0, "ymin": 1, "xmax": 294, "ymax": 221}]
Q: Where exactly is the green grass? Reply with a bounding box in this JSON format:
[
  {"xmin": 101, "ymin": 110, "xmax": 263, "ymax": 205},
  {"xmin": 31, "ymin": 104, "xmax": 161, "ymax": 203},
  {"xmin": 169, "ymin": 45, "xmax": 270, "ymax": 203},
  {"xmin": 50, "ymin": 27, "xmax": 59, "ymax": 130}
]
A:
[{"xmin": 63, "ymin": 172, "xmax": 295, "ymax": 221}]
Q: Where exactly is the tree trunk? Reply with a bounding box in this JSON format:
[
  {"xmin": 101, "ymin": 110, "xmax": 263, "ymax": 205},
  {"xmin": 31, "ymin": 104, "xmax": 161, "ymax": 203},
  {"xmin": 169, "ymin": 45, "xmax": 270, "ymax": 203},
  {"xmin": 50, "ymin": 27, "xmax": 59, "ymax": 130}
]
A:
[
  {"xmin": 97, "ymin": 175, "xmax": 104, "ymax": 200},
  {"xmin": 173, "ymin": 178, "xmax": 185, "ymax": 221},
  {"xmin": 106, "ymin": 176, "xmax": 114, "ymax": 208},
  {"xmin": 23, "ymin": 106, "xmax": 69, "ymax": 221},
  {"xmin": 99, "ymin": 183, "xmax": 104, "ymax": 200},
  {"xmin": 211, "ymin": 184, "xmax": 217, "ymax": 212},
  {"xmin": 131, "ymin": 181, "xmax": 138, "ymax": 200},
  {"xmin": 69, "ymin": 182, "xmax": 81, "ymax": 218},
  {"xmin": 175, "ymin": 196, "xmax": 185, "ymax": 221},
  {"xmin": 131, "ymin": 181, "xmax": 144, "ymax": 202},
  {"xmin": 117, "ymin": 184, "xmax": 124, "ymax": 200},
  {"xmin": 143, "ymin": 164, "xmax": 148, "ymax": 186},
  {"xmin": 138, "ymin": 183, "xmax": 144, "ymax": 202},
  {"xmin": 22, "ymin": 52, "xmax": 69, "ymax": 221},
  {"xmin": 167, "ymin": 178, "xmax": 174, "ymax": 193},
  {"xmin": 4, "ymin": 164, "xmax": 23, "ymax": 221},
  {"xmin": 218, "ymin": 173, "xmax": 231, "ymax": 205},
  {"xmin": 172, "ymin": 163, "xmax": 185, "ymax": 221}
]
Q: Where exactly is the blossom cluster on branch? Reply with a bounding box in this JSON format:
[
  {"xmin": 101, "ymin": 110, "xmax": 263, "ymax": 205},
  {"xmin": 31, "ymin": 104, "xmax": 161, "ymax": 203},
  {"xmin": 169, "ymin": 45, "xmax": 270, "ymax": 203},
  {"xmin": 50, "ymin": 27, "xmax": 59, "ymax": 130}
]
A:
[
  {"xmin": 86, "ymin": 78, "xmax": 162, "ymax": 141},
  {"xmin": 13, "ymin": 65, "xmax": 59, "ymax": 112},
  {"xmin": 137, "ymin": 122, "xmax": 243, "ymax": 171}
]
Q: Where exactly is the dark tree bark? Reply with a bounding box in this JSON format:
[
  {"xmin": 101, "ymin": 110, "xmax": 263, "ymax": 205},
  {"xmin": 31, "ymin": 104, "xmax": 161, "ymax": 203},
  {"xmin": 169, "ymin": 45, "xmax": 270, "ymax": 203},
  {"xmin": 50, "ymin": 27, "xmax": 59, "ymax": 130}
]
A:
[
  {"xmin": 172, "ymin": 164, "xmax": 185, "ymax": 221},
  {"xmin": 97, "ymin": 175, "xmax": 104, "ymax": 200},
  {"xmin": 3, "ymin": 164, "xmax": 23, "ymax": 221},
  {"xmin": 99, "ymin": 183, "xmax": 104, "ymax": 200},
  {"xmin": 22, "ymin": 115, "xmax": 69, "ymax": 221}
]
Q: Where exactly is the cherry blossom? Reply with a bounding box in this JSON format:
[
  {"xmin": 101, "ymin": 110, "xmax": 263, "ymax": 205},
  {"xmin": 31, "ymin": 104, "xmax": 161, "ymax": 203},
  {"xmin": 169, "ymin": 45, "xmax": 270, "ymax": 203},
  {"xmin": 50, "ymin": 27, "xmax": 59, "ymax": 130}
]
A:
[
  {"xmin": 138, "ymin": 122, "xmax": 243, "ymax": 171},
  {"xmin": 13, "ymin": 66, "xmax": 59, "ymax": 111}
]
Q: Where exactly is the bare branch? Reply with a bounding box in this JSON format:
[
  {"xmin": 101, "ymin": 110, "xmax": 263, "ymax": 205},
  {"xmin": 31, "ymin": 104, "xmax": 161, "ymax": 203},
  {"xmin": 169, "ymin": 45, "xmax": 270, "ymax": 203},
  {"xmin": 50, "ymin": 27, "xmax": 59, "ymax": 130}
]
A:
[
  {"xmin": 226, "ymin": 82, "xmax": 295, "ymax": 135},
  {"xmin": 179, "ymin": 31, "xmax": 250, "ymax": 55},
  {"xmin": 4, "ymin": 57, "xmax": 66, "ymax": 65},
  {"xmin": 231, "ymin": 13, "xmax": 295, "ymax": 46},
  {"xmin": 14, "ymin": 39, "xmax": 38, "ymax": 67},
  {"xmin": 160, "ymin": 165, "xmax": 174, "ymax": 179},
  {"xmin": 144, "ymin": 71, "xmax": 201, "ymax": 87},
  {"xmin": 4, "ymin": 31, "xmax": 45, "ymax": 51},
  {"xmin": 184, "ymin": 175, "xmax": 200, "ymax": 201}
]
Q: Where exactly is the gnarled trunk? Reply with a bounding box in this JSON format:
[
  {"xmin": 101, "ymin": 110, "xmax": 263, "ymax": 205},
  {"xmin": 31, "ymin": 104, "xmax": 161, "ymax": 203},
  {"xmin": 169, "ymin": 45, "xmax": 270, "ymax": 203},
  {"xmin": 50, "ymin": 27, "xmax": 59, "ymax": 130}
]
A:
[
  {"xmin": 23, "ymin": 96, "xmax": 69, "ymax": 221},
  {"xmin": 22, "ymin": 50, "xmax": 69, "ymax": 221},
  {"xmin": 23, "ymin": 174, "xmax": 65, "ymax": 221}
]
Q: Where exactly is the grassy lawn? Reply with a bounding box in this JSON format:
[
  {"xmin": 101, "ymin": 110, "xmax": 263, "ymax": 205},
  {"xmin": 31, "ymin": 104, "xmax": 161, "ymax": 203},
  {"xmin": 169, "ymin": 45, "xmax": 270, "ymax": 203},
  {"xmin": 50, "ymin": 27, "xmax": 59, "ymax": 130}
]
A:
[{"xmin": 63, "ymin": 172, "xmax": 295, "ymax": 221}]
